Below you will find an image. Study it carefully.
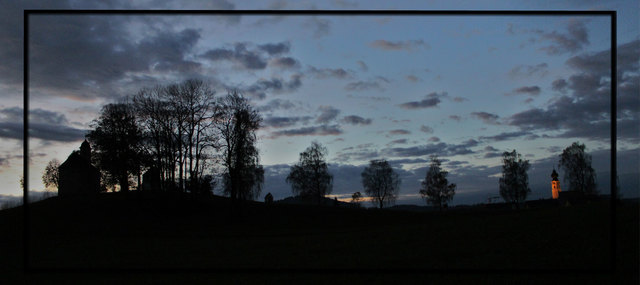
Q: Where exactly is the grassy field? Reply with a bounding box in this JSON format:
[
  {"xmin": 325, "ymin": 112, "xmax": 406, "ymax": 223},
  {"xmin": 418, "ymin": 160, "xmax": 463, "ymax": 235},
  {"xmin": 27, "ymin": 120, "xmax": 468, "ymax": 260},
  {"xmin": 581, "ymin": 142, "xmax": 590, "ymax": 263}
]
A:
[{"xmin": 0, "ymin": 192, "xmax": 637, "ymax": 284}]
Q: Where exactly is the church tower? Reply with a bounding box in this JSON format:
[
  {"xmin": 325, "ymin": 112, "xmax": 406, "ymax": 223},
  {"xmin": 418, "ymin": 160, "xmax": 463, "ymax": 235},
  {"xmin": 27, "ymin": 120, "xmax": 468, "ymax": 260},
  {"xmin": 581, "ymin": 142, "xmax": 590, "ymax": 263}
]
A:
[
  {"xmin": 80, "ymin": 139, "xmax": 91, "ymax": 163},
  {"xmin": 551, "ymin": 169, "xmax": 561, "ymax": 199}
]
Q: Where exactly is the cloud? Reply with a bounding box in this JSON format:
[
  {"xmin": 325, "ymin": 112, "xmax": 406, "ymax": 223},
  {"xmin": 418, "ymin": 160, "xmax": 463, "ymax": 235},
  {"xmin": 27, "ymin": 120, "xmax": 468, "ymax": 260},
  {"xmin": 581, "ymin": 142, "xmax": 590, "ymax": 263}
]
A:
[
  {"xmin": 508, "ymin": 63, "xmax": 548, "ymax": 78},
  {"xmin": 483, "ymin": 152, "xmax": 503, "ymax": 158},
  {"xmin": 381, "ymin": 140, "xmax": 477, "ymax": 158},
  {"xmin": 0, "ymin": 121, "xmax": 87, "ymax": 142},
  {"xmin": 346, "ymin": 94, "xmax": 390, "ymax": 102},
  {"xmin": 243, "ymin": 74, "xmax": 303, "ymax": 99},
  {"xmin": 484, "ymin": 146, "xmax": 499, "ymax": 152},
  {"xmin": 508, "ymin": 39, "xmax": 640, "ymax": 143},
  {"xmin": 506, "ymin": 86, "xmax": 541, "ymax": 96},
  {"xmin": 0, "ymin": 107, "xmax": 87, "ymax": 142},
  {"xmin": 257, "ymin": 99, "xmax": 297, "ymax": 112},
  {"xmin": 428, "ymin": 136, "xmax": 440, "ymax": 142},
  {"xmin": 307, "ymin": 66, "xmax": 353, "ymax": 79},
  {"xmin": 398, "ymin": 92, "xmax": 446, "ymax": 109},
  {"xmin": 270, "ymin": 125, "xmax": 343, "ymax": 138},
  {"xmin": 333, "ymin": 143, "xmax": 380, "ymax": 163},
  {"xmin": 202, "ymin": 42, "xmax": 267, "ymax": 70},
  {"xmin": 389, "ymin": 129, "xmax": 411, "ymax": 136},
  {"xmin": 471, "ymin": 112, "xmax": 500, "ymax": 125},
  {"xmin": 479, "ymin": 131, "xmax": 533, "ymax": 142},
  {"xmin": 552, "ymin": 79, "xmax": 569, "ymax": 92},
  {"xmin": 269, "ymin": 57, "xmax": 300, "ymax": 69},
  {"xmin": 316, "ymin": 106, "xmax": 340, "ymax": 124},
  {"xmin": 388, "ymin": 158, "xmax": 429, "ymax": 166},
  {"xmin": 388, "ymin": 139, "xmax": 408, "ymax": 145},
  {"xmin": 406, "ymin": 75, "xmax": 420, "ymax": 82},
  {"xmin": 26, "ymin": 14, "xmax": 206, "ymax": 101},
  {"xmin": 262, "ymin": 116, "xmax": 312, "ymax": 128},
  {"xmin": 449, "ymin": 115, "xmax": 462, "ymax": 122},
  {"xmin": 341, "ymin": 115, "xmax": 372, "ymax": 125},
  {"xmin": 536, "ymin": 19, "xmax": 590, "ymax": 55},
  {"xmin": 453, "ymin": 97, "xmax": 468, "ymax": 103},
  {"xmin": 420, "ymin": 125, "xmax": 433, "ymax": 134},
  {"xmin": 257, "ymin": 41, "xmax": 291, "ymax": 55},
  {"xmin": 344, "ymin": 77, "xmax": 389, "ymax": 92},
  {"xmin": 356, "ymin": 60, "xmax": 368, "ymax": 72},
  {"xmin": 370, "ymin": 39, "xmax": 430, "ymax": 51}
]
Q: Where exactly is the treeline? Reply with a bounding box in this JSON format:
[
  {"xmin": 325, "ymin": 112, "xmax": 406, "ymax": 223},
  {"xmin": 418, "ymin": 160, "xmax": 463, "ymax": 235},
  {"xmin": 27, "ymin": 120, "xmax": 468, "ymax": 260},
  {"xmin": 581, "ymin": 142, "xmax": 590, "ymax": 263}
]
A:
[
  {"xmin": 38, "ymin": 78, "xmax": 599, "ymax": 207},
  {"xmin": 81, "ymin": 79, "xmax": 263, "ymax": 201},
  {"xmin": 283, "ymin": 140, "xmax": 599, "ymax": 210}
]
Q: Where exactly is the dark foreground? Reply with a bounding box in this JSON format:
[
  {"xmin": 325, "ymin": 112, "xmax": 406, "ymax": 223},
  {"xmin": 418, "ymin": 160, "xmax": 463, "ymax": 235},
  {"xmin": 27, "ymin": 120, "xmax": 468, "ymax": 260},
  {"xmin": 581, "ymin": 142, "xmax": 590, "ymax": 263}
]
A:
[{"xmin": 0, "ymin": 192, "xmax": 637, "ymax": 284}]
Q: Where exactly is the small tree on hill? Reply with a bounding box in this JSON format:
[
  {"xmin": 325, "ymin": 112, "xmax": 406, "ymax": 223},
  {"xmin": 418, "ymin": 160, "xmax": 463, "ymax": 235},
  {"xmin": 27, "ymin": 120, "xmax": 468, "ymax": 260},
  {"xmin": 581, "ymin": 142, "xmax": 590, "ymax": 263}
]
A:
[
  {"xmin": 42, "ymin": 159, "xmax": 60, "ymax": 191},
  {"xmin": 361, "ymin": 159, "xmax": 400, "ymax": 209},
  {"xmin": 558, "ymin": 142, "xmax": 597, "ymax": 195},
  {"xmin": 286, "ymin": 141, "xmax": 333, "ymax": 204},
  {"xmin": 419, "ymin": 155, "xmax": 456, "ymax": 210},
  {"xmin": 499, "ymin": 150, "xmax": 531, "ymax": 207},
  {"xmin": 351, "ymin": 191, "xmax": 362, "ymax": 207}
]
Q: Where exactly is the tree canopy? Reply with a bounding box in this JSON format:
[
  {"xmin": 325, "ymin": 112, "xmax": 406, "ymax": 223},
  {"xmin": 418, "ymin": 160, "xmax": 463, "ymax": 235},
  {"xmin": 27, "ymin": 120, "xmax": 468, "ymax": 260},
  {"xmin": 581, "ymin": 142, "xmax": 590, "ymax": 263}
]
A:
[
  {"xmin": 361, "ymin": 159, "xmax": 400, "ymax": 209},
  {"xmin": 42, "ymin": 159, "xmax": 60, "ymax": 191},
  {"xmin": 286, "ymin": 141, "xmax": 333, "ymax": 204},
  {"xmin": 219, "ymin": 91, "xmax": 264, "ymax": 201},
  {"xmin": 559, "ymin": 142, "xmax": 597, "ymax": 195},
  {"xmin": 499, "ymin": 150, "xmax": 531, "ymax": 206},
  {"xmin": 87, "ymin": 103, "xmax": 145, "ymax": 192},
  {"xmin": 419, "ymin": 155, "xmax": 455, "ymax": 210}
]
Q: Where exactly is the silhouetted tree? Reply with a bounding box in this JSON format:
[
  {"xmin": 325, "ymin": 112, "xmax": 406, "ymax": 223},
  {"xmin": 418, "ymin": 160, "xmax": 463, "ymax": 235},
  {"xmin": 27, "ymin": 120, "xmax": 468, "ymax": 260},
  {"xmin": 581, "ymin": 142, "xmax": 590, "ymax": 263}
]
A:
[
  {"xmin": 133, "ymin": 86, "xmax": 178, "ymax": 191},
  {"xmin": 42, "ymin": 159, "xmax": 60, "ymax": 191},
  {"xmin": 286, "ymin": 141, "xmax": 333, "ymax": 204},
  {"xmin": 87, "ymin": 103, "xmax": 145, "ymax": 192},
  {"xmin": 219, "ymin": 91, "xmax": 264, "ymax": 202},
  {"xmin": 361, "ymin": 159, "xmax": 400, "ymax": 209},
  {"xmin": 559, "ymin": 142, "xmax": 597, "ymax": 195},
  {"xmin": 499, "ymin": 150, "xmax": 531, "ymax": 207},
  {"xmin": 133, "ymin": 80, "xmax": 220, "ymax": 193},
  {"xmin": 351, "ymin": 191, "xmax": 362, "ymax": 207},
  {"xmin": 264, "ymin": 192, "xmax": 274, "ymax": 204},
  {"xmin": 419, "ymin": 155, "xmax": 456, "ymax": 211}
]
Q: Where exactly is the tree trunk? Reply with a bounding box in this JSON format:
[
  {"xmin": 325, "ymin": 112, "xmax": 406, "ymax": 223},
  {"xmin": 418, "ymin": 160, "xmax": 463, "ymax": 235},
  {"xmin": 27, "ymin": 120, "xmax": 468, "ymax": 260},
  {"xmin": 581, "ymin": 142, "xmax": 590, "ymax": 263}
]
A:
[{"xmin": 120, "ymin": 175, "xmax": 129, "ymax": 192}]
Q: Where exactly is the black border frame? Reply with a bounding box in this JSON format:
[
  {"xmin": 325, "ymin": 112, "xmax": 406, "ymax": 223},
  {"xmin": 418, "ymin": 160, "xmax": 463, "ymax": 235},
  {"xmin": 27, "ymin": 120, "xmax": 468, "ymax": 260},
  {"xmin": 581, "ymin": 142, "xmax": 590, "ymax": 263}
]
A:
[{"xmin": 22, "ymin": 9, "xmax": 618, "ymax": 276}]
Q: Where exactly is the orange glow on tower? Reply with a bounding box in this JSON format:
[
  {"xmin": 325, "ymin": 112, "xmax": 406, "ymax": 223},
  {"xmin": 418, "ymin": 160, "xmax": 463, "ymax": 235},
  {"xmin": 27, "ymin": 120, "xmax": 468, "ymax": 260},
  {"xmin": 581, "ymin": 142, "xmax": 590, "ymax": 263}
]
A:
[{"xmin": 551, "ymin": 169, "xmax": 561, "ymax": 199}]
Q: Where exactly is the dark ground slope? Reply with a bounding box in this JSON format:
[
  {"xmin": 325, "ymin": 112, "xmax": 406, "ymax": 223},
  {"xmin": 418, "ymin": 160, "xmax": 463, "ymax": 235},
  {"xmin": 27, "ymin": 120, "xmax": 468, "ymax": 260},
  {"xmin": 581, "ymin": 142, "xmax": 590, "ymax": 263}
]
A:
[{"xmin": 0, "ymin": 192, "xmax": 637, "ymax": 284}]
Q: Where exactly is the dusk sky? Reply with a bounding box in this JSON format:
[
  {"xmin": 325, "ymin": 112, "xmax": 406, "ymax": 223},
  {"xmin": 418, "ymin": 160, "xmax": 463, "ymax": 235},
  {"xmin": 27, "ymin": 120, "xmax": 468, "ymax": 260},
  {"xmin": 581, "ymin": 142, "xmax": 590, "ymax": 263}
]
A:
[{"xmin": 1, "ymin": 0, "xmax": 638, "ymax": 206}]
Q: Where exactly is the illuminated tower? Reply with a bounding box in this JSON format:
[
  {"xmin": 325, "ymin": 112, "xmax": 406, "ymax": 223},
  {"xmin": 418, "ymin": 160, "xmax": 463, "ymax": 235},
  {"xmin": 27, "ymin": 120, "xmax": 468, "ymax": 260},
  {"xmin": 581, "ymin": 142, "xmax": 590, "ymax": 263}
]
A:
[{"xmin": 551, "ymin": 169, "xmax": 561, "ymax": 199}]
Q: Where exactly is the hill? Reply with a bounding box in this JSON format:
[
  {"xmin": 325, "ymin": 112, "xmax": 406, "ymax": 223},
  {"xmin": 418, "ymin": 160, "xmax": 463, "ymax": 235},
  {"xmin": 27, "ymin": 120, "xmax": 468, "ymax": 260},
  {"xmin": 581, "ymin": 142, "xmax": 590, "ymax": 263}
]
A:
[{"xmin": 0, "ymin": 191, "xmax": 637, "ymax": 283}]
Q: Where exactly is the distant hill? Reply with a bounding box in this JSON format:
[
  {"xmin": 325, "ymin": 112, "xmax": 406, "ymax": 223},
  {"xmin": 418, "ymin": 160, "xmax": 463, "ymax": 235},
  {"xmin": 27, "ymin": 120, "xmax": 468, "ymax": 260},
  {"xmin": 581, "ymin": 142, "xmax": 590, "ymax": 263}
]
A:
[
  {"xmin": 387, "ymin": 204, "xmax": 436, "ymax": 212},
  {"xmin": 275, "ymin": 195, "xmax": 358, "ymax": 208}
]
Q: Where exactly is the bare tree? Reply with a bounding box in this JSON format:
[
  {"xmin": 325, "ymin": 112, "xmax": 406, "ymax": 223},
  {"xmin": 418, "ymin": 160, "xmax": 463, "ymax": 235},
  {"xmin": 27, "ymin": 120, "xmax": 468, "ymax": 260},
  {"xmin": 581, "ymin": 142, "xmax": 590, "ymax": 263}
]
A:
[
  {"xmin": 559, "ymin": 142, "xmax": 597, "ymax": 195},
  {"xmin": 419, "ymin": 155, "xmax": 456, "ymax": 210},
  {"xmin": 286, "ymin": 141, "xmax": 333, "ymax": 204},
  {"xmin": 361, "ymin": 159, "xmax": 400, "ymax": 209},
  {"xmin": 133, "ymin": 80, "xmax": 219, "ymax": 193},
  {"xmin": 499, "ymin": 150, "xmax": 531, "ymax": 207}
]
